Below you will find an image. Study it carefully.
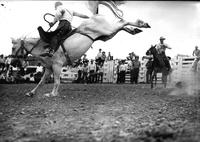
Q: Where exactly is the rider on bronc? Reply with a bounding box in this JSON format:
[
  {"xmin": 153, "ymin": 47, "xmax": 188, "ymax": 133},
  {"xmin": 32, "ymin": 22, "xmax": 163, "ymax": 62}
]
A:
[
  {"xmin": 38, "ymin": 1, "xmax": 89, "ymax": 57},
  {"xmin": 156, "ymin": 36, "xmax": 172, "ymax": 71}
]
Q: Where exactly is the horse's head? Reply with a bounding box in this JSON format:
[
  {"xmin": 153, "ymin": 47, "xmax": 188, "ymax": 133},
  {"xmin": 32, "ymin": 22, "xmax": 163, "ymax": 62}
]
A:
[
  {"xmin": 11, "ymin": 37, "xmax": 40, "ymax": 58},
  {"xmin": 146, "ymin": 45, "xmax": 157, "ymax": 56}
]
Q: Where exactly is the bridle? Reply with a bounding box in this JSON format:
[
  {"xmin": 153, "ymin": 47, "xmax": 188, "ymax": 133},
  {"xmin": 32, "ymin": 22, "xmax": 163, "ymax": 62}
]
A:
[
  {"xmin": 13, "ymin": 39, "xmax": 40, "ymax": 59},
  {"xmin": 147, "ymin": 45, "xmax": 158, "ymax": 57}
]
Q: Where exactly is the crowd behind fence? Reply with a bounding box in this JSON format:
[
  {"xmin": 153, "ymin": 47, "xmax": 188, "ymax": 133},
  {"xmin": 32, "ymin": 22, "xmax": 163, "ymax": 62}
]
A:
[
  {"xmin": 0, "ymin": 50, "xmax": 152, "ymax": 84},
  {"xmin": 1, "ymin": 50, "xmax": 197, "ymax": 84}
]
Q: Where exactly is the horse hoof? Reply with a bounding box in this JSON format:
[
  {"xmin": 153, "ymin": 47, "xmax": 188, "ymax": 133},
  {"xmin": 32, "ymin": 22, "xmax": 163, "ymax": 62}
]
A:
[
  {"xmin": 44, "ymin": 93, "xmax": 51, "ymax": 97},
  {"xmin": 44, "ymin": 93, "xmax": 57, "ymax": 97},
  {"xmin": 25, "ymin": 92, "xmax": 35, "ymax": 97},
  {"xmin": 145, "ymin": 23, "xmax": 151, "ymax": 28}
]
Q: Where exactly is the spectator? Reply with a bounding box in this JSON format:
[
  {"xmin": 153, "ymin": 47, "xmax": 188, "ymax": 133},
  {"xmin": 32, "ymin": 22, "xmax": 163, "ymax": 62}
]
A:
[
  {"xmin": 77, "ymin": 63, "xmax": 83, "ymax": 83},
  {"xmin": 88, "ymin": 59, "xmax": 96, "ymax": 83},
  {"xmin": 97, "ymin": 62, "xmax": 104, "ymax": 83},
  {"xmin": 106, "ymin": 52, "xmax": 113, "ymax": 61},
  {"xmin": 5, "ymin": 55, "xmax": 12, "ymax": 71},
  {"xmin": 129, "ymin": 59, "xmax": 135, "ymax": 84},
  {"xmin": 0, "ymin": 54, "xmax": 5, "ymax": 73},
  {"xmin": 132, "ymin": 56, "xmax": 141, "ymax": 84},
  {"xmin": 119, "ymin": 60, "xmax": 127, "ymax": 83},
  {"xmin": 95, "ymin": 49, "xmax": 103, "ymax": 65},
  {"xmin": 96, "ymin": 48, "xmax": 102, "ymax": 59},
  {"xmin": 127, "ymin": 52, "xmax": 136, "ymax": 60},
  {"xmin": 82, "ymin": 54, "xmax": 89, "ymax": 64},
  {"xmin": 145, "ymin": 58, "xmax": 153, "ymax": 84},
  {"xmin": 101, "ymin": 51, "xmax": 107, "ymax": 64},
  {"xmin": 82, "ymin": 63, "xmax": 88, "ymax": 84},
  {"xmin": 192, "ymin": 45, "xmax": 200, "ymax": 71}
]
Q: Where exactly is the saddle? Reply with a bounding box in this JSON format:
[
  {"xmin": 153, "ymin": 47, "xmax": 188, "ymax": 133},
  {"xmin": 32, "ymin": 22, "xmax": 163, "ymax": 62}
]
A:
[{"xmin": 37, "ymin": 26, "xmax": 77, "ymax": 48}]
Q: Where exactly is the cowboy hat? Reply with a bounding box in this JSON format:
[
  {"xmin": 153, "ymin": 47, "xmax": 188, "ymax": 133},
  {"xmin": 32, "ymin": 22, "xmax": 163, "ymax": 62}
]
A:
[{"xmin": 160, "ymin": 36, "xmax": 166, "ymax": 40}]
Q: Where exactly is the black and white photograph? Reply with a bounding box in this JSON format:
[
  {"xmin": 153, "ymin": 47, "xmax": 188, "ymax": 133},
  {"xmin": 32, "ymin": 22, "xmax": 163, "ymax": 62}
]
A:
[{"xmin": 0, "ymin": 0, "xmax": 200, "ymax": 141}]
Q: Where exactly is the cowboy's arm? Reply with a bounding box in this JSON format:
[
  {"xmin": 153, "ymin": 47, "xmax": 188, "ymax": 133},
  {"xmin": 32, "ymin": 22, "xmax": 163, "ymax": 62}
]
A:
[
  {"xmin": 167, "ymin": 46, "xmax": 172, "ymax": 49},
  {"xmin": 73, "ymin": 11, "xmax": 90, "ymax": 19},
  {"xmin": 165, "ymin": 44, "xmax": 172, "ymax": 49},
  {"xmin": 192, "ymin": 50, "xmax": 195, "ymax": 56},
  {"xmin": 49, "ymin": 7, "xmax": 63, "ymax": 26}
]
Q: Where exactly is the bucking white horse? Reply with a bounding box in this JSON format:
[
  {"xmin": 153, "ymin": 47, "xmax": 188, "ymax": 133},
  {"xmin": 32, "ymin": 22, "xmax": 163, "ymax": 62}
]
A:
[{"xmin": 11, "ymin": 1, "xmax": 150, "ymax": 97}]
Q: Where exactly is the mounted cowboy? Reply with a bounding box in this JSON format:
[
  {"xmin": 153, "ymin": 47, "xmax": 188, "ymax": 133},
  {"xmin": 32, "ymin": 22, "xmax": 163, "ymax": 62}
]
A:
[
  {"xmin": 38, "ymin": 1, "xmax": 90, "ymax": 57},
  {"xmin": 156, "ymin": 36, "xmax": 172, "ymax": 71}
]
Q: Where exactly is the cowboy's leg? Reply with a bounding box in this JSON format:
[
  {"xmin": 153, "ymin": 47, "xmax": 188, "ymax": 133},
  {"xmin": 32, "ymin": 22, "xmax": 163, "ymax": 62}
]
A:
[
  {"xmin": 162, "ymin": 53, "xmax": 171, "ymax": 70},
  {"xmin": 26, "ymin": 68, "xmax": 51, "ymax": 97},
  {"xmin": 157, "ymin": 54, "xmax": 166, "ymax": 68},
  {"xmin": 163, "ymin": 57, "xmax": 171, "ymax": 70},
  {"xmin": 49, "ymin": 35, "xmax": 59, "ymax": 53},
  {"xmin": 49, "ymin": 21, "xmax": 72, "ymax": 54}
]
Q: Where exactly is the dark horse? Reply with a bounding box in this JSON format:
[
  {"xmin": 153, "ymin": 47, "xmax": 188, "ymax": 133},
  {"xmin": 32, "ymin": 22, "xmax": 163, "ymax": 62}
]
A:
[{"xmin": 146, "ymin": 45, "xmax": 169, "ymax": 88}]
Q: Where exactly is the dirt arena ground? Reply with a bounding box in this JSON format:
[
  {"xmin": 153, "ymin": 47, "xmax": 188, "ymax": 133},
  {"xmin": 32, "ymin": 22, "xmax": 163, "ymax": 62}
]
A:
[{"xmin": 0, "ymin": 83, "xmax": 200, "ymax": 142}]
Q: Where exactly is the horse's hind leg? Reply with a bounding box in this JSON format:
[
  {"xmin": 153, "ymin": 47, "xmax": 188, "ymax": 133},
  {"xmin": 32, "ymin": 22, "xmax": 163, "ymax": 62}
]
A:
[
  {"xmin": 163, "ymin": 74, "xmax": 167, "ymax": 88},
  {"xmin": 26, "ymin": 68, "xmax": 51, "ymax": 97},
  {"xmin": 151, "ymin": 73, "xmax": 155, "ymax": 89}
]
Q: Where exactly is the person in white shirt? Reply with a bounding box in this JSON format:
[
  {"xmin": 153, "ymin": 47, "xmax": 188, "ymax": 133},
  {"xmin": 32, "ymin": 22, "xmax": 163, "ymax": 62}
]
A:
[
  {"xmin": 96, "ymin": 49, "xmax": 102, "ymax": 59},
  {"xmin": 39, "ymin": 1, "xmax": 89, "ymax": 56},
  {"xmin": 88, "ymin": 59, "xmax": 96, "ymax": 83}
]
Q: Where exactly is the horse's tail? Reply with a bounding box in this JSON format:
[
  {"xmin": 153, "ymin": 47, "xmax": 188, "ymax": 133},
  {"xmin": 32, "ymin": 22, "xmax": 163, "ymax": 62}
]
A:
[{"xmin": 99, "ymin": 1, "xmax": 123, "ymax": 20}]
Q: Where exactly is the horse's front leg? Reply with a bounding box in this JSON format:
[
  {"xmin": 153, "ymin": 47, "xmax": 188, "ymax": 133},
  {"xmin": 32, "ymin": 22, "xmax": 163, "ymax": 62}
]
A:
[
  {"xmin": 46, "ymin": 63, "xmax": 62, "ymax": 97},
  {"xmin": 151, "ymin": 71, "xmax": 155, "ymax": 89},
  {"xmin": 26, "ymin": 68, "xmax": 51, "ymax": 97},
  {"xmin": 162, "ymin": 74, "xmax": 167, "ymax": 88},
  {"xmin": 155, "ymin": 74, "xmax": 157, "ymax": 87}
]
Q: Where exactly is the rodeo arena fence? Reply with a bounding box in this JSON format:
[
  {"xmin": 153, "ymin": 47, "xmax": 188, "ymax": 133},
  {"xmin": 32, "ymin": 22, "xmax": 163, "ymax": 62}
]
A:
[
  {"xmin": 0, "ymin": 55, "xmax": 199, "ymax": 84},
  {"xmin": 62, "ymin": 55, "xmax": 200, "ymax": 84}
]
